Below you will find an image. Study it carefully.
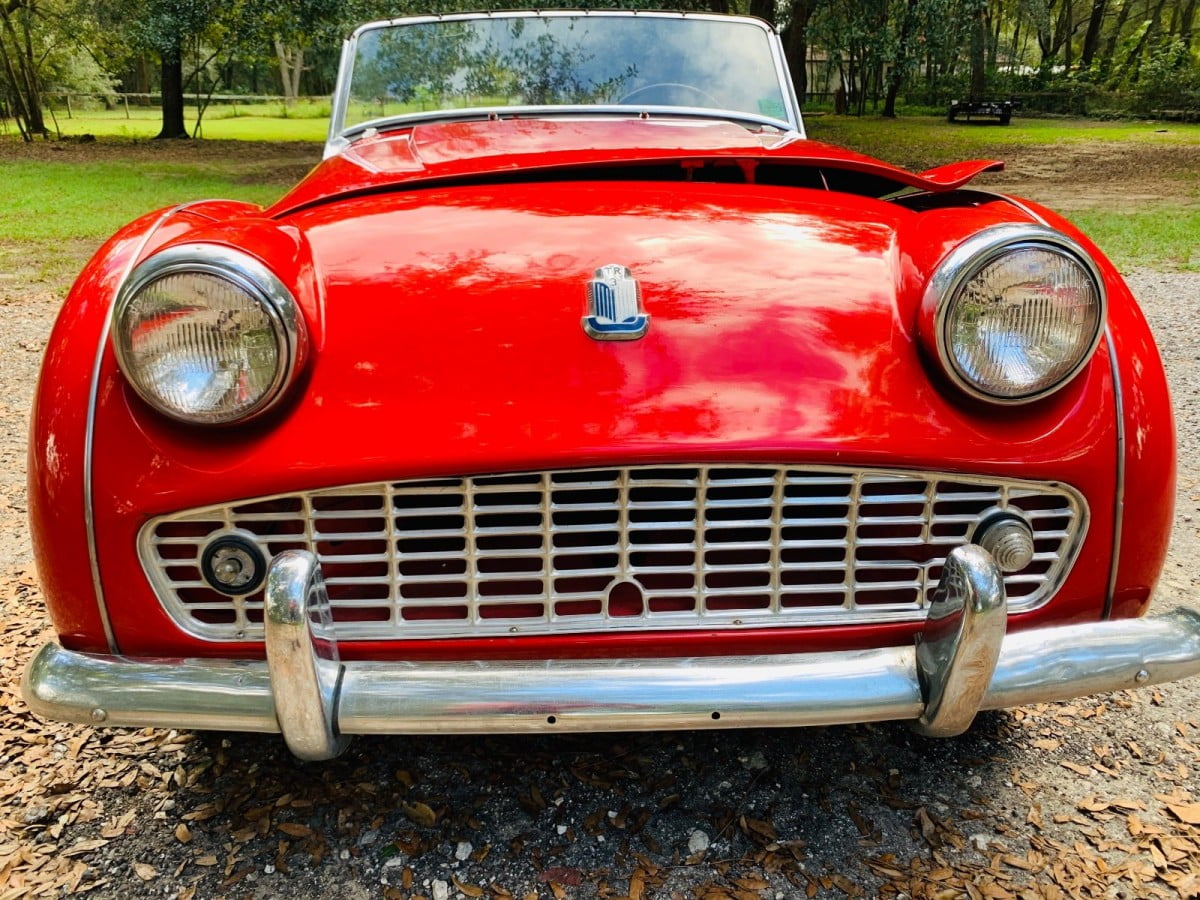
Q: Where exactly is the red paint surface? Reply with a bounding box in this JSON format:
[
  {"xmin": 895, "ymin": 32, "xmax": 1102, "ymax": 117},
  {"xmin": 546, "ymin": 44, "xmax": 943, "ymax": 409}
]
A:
[{"xmin": 29, "ymin": 119, "xmax": 1170, "ymax": 662}]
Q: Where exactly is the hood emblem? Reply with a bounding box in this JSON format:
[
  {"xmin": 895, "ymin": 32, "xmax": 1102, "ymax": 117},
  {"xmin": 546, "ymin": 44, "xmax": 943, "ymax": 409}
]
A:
[{"xmin": 583, "ymin": 264, "xmax": 649, "ymax": 340}]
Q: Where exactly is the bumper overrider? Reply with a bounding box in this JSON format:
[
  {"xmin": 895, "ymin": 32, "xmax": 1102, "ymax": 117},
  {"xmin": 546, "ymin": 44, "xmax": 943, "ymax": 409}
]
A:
[{"xmin": 23, "ymin": 547, "xmax": 1200, "ymax": 760}]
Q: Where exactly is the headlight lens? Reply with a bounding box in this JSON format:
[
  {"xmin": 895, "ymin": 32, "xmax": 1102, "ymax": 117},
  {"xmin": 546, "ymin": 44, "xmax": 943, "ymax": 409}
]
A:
[
  {"xmin": 114, "ymin": 245, "xmax": 303, "ymax": 424},
  {"xmin": 928, "ymin": 228, "xmax": 1105, "ymax": 403}
]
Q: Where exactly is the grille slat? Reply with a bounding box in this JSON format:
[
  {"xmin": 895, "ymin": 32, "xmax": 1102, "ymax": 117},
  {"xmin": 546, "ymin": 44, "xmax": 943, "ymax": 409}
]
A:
[{"xmin": 143, "ymin": 465, "xmax": 1087, "ymax": 642}]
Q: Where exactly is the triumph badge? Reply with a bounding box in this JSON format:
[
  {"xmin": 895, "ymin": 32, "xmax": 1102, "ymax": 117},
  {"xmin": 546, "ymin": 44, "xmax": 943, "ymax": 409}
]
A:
[{"xmin": 583, "ymin": 264, "xmax": 649, "ymax": 340}]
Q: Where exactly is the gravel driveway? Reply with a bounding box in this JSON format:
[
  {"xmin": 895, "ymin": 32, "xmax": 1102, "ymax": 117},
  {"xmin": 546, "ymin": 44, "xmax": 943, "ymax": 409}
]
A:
[{"xmin": 1, "ymin": 153, "xmax": 1198, "ymax": 899}]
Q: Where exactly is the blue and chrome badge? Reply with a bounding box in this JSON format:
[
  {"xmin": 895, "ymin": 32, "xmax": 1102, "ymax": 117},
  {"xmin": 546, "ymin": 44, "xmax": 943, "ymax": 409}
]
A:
[{"xmin": 583, "ymin": 264, "xmax": 649, "ymax": 340}]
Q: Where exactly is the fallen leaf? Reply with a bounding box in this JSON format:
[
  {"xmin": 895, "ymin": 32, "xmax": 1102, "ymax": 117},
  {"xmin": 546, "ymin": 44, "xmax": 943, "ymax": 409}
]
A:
[
  {"xmin": 1167, "ymin": 803, "xmax": 1200, "ymax": 825},
  {"xmin": 452, "ymin": 876, "xmax": 484, "ymax": 897},
  {"xmin": 401, "ymin": 801, "xmax": 438, "ymax": 827}
]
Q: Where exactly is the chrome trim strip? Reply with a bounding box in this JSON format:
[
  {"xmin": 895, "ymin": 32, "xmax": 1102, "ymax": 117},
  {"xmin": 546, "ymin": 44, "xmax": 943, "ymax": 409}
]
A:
[
  {"xmin": 1103, "ymin": 328, "xmax": 1126, "ymax": 619},
  {"xmin": 84, "ymin": 204, "xmax": 191, "ymax": 652},
  {"xmin": 327, "ymin": 10, "xmax": 800, "ymax": 153},
  {"xmin": 340, "ymin": 106, "xmax": 795, "ymax": 143},
  {"xmin": 919, "ymin": 223, "xmax": 1108, "ymax": 405},
  {"xmin": 24, "ymin": 608, "xmax": 1200, "ymax": 747},
  {"xmin": 914, "ymin": 545, "xmax": 1006, "ymax": 736}
]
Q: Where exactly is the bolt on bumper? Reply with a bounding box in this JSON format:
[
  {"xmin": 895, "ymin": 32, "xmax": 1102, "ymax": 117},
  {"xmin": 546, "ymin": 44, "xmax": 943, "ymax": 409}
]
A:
[{"xmin": 24, "ymin": 547, "xmax": 1200, "ymax": 761}]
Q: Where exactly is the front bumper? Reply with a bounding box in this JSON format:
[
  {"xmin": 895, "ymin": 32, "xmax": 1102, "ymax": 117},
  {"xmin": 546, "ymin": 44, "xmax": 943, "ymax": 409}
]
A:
[{"xmin": 24, "ymin": 547, "xmax": 1200, "ymax": 760}]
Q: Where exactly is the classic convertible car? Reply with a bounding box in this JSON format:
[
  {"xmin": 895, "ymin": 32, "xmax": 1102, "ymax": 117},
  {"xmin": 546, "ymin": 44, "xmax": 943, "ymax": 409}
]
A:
[{"xmin": 23, "ymin": 10, "xmax": 1200, "ymax": 760}]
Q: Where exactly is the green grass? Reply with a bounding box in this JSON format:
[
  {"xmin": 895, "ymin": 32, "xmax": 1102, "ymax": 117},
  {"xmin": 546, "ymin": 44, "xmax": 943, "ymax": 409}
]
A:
[
  {"xmin": 37, "ymin": 102, "xmax": 331, "ymax": 142},
  {"xmin": 1071, "ymin": 207, "xmax": 1200, "ymax": 270},
  {"xmin": 0, "ymin": 161, "xmax": 283, "ymax": 243},
  {"xmin": 805, "ymin": 114, "xmax": 1200, "ymax": 167},
  {"xmin": 0, "ymin": 151, "xmax": 305, "ymax": 281}
]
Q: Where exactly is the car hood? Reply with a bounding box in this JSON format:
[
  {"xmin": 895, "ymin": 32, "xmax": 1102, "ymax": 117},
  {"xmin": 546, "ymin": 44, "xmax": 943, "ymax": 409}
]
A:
[
  {"xmin": 225, "ymin": 178, "xmax": 1090, "ymax": 480},
  {"xmin": 269, "ymin": 119, "xmax": 1002, "ymax": 216}
]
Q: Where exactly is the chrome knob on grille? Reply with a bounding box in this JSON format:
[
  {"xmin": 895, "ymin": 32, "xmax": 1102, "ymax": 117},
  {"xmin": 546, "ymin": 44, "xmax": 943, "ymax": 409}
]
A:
[
  {"xmin": 973, "ymin": 513, "xmax": 1035, "ymax": 573},
  {"xmin": 201, "ymin": 533, "xmax": 267, "ymax": 595}
]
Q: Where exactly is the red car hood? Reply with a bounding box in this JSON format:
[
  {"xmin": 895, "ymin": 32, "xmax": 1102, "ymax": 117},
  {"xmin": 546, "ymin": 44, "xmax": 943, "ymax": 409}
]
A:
[
  {"xmin": 269, "ymin": 119, "xmax": 1002, "ymax": 216},
  {"xmin": 201, "ymin": 178, "xmax": 1097, "ymax": 484}
]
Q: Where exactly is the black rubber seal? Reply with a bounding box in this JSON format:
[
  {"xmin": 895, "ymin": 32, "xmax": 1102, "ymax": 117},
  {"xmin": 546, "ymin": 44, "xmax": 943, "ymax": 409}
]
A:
[{"xmin": 200, "ymin": 534, "xmax": 268, "ymax": 596}]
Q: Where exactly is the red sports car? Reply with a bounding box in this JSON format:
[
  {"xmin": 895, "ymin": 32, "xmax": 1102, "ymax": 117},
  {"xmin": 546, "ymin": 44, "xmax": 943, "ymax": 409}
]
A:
[{"xmin": 24, "ymin": 11, "xmax": 1200, "ymax": 760}]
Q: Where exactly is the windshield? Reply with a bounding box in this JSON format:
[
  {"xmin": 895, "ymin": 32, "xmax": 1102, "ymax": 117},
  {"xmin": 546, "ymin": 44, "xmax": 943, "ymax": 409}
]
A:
[{"xmin": 332, "ymin": 12, "xmax": 796, "ymax": 140}]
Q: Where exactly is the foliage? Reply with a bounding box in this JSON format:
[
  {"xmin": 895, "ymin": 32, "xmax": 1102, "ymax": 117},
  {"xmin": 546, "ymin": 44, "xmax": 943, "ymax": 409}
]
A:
[
  {"xmin": 2, "ymin": 0, "xmax": 1200, "ymax": 131},
  {"xmin": 1135, "ymin": 40, "xmax": 1200, "ymax": 112}
]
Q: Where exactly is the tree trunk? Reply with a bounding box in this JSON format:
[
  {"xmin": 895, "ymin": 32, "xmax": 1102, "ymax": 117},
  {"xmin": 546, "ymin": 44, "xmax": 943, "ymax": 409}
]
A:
[
  {"xmin": 882, "ymin": 0, "xmax": 920, "ymax": 117},
  {"xmin": 781, "ymin": 0, "xmax": 820, "ymax": 104},
  {"xmin": 156, "ymin": 44, "xmax": 189, "ymax": 139},
  {"xmin": 1080, "ymin": 0, "xmax": 1108, "ymax": 68},
  {"xmin": 1099, "ymin": 0, "xmax": 1134, "ymax": 82},
  {"xmin": 1063, "ymin": 2, "xmax": 1073, "ymax": 69},
  {"xmin": 970, "ymin": 0, "xmax": 988, "ymax": 100},
  {"xmin": 0, "ymin": 0, "xmax": 46, "ymax": 138},
  {"xmin": 274, "ymin": 39, "xmax": 304, "ymax": 106},
  {"xmin": 1180, "ymin": 0, "xmax": 1198, "ymax": 49},
  {"xmin": 0, "ymin": 38, "xmax": 31, "ymax": 139},
  {"xmin": 1118, "ymin": 0, "xmax": 1168, "ymax": 83},
  {"xmin": 748, "ymin": 0, "xmax": 775, "ymax": 25}
]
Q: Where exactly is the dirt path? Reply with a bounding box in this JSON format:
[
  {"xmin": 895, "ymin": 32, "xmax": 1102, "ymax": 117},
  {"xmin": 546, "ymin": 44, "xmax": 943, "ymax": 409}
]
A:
[{"xmin": 2, "ymin": 137, "xmax": 1199, "ymax": 898}]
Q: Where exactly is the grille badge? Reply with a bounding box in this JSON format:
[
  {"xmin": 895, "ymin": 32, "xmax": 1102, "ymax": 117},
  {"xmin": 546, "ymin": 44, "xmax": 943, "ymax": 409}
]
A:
[{"xmin": 583, "ymin": 264, "xmax": 649, "ymax": 340}]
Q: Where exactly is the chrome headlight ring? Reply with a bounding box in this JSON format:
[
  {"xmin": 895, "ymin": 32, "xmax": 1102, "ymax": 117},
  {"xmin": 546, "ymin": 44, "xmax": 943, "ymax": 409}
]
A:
[
  {"xmin": 921, "ymin": 224, "xmax": 1107, "ymax": 405},
  {"xmin": 113, "ymin": 244, "xmax": 306, "ymax": 425}
]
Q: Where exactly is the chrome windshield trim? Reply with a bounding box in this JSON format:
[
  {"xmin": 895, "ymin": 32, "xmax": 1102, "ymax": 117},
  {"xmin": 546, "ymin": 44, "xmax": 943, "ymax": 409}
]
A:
[
  {"xmin": 325, "ymin": 10, "xmax": 801, "ymax": 155},
  {"xmin": 340, "ymin": 106, "xmax": 794, "ymax": 142}
]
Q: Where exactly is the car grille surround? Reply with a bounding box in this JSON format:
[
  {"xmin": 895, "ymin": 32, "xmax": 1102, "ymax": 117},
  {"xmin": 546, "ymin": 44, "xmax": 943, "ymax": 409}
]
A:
[{"xmin": 142, "ymin": 465, "xmax": 1086, "ymax": 642}]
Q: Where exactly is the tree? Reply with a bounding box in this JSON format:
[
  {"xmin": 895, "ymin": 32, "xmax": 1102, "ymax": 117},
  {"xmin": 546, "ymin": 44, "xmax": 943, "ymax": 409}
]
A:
[
  {"xmin": 129, "ymin": 0, "xmax": 215, "ymax": 138},
  {"xmin": 882, "ymin": 0, "xmax": 918, "ymax": 115},
  {"xmin": 0, "ymin": 0, "xmax": 49, "ymax": 139},
  {"xmin": 262, "ymin": 0, "xmax": 343, "ymax": 107},
  {"xmin": 781, "ymin": 0, "xmax": 824, "ymax": 102}
]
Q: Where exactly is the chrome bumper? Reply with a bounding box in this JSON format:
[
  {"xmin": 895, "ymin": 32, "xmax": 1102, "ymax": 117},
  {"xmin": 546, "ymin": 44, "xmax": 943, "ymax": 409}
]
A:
[{"xmin": 24, "ymin": 548, "xmax": 1200, "ymax": 760}]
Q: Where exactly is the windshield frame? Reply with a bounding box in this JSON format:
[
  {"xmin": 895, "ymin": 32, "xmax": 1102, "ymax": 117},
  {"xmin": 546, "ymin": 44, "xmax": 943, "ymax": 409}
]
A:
[{"xmin": 326, "ymin": 10, "xmax": 803, "ymax": 155}]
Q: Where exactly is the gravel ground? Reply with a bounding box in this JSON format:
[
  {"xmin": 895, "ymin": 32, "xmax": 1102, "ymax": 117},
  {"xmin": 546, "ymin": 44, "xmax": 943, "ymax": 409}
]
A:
[{"xmin": 2, "ymin": 146, "xmax": 1200, "ymax": 899}]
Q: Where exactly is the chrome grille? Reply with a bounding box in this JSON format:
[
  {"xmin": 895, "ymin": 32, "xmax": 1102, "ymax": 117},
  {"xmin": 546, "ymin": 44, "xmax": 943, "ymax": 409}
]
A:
[{"xmin": 141, "ymin": 465, "xmax": 1086, "ymax": 642}]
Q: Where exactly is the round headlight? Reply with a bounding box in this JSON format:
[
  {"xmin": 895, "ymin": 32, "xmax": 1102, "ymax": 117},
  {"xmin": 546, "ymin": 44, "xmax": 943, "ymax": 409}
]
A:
[
  {"xmin": 923, "ymin": 225, "xmax": 1105, "ymax": 403},
  {"xmin": 113, "ymin": 245, "xmax": 304, "ymax": 424}
]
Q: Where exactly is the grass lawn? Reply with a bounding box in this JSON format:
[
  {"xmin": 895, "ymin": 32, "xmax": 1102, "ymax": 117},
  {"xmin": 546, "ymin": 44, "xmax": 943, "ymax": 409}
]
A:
[
  {"xmin": 0, "ymin": 140, "xmax": 318, "ymax": 281},
  {"xmin": 33, "ymin": 101, "xmax": 331, "ymax": 142},
  {"xmin": 806, "ymin": 114, "xmax": 1200, "ymax": 162},
  {"xmin": 2, "ymin": 113, "xmax": 1196, "ymax": 276},
  {"xmin": 1070, "ymin": 207, "xmax": 1200, "ymax": 271}
]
